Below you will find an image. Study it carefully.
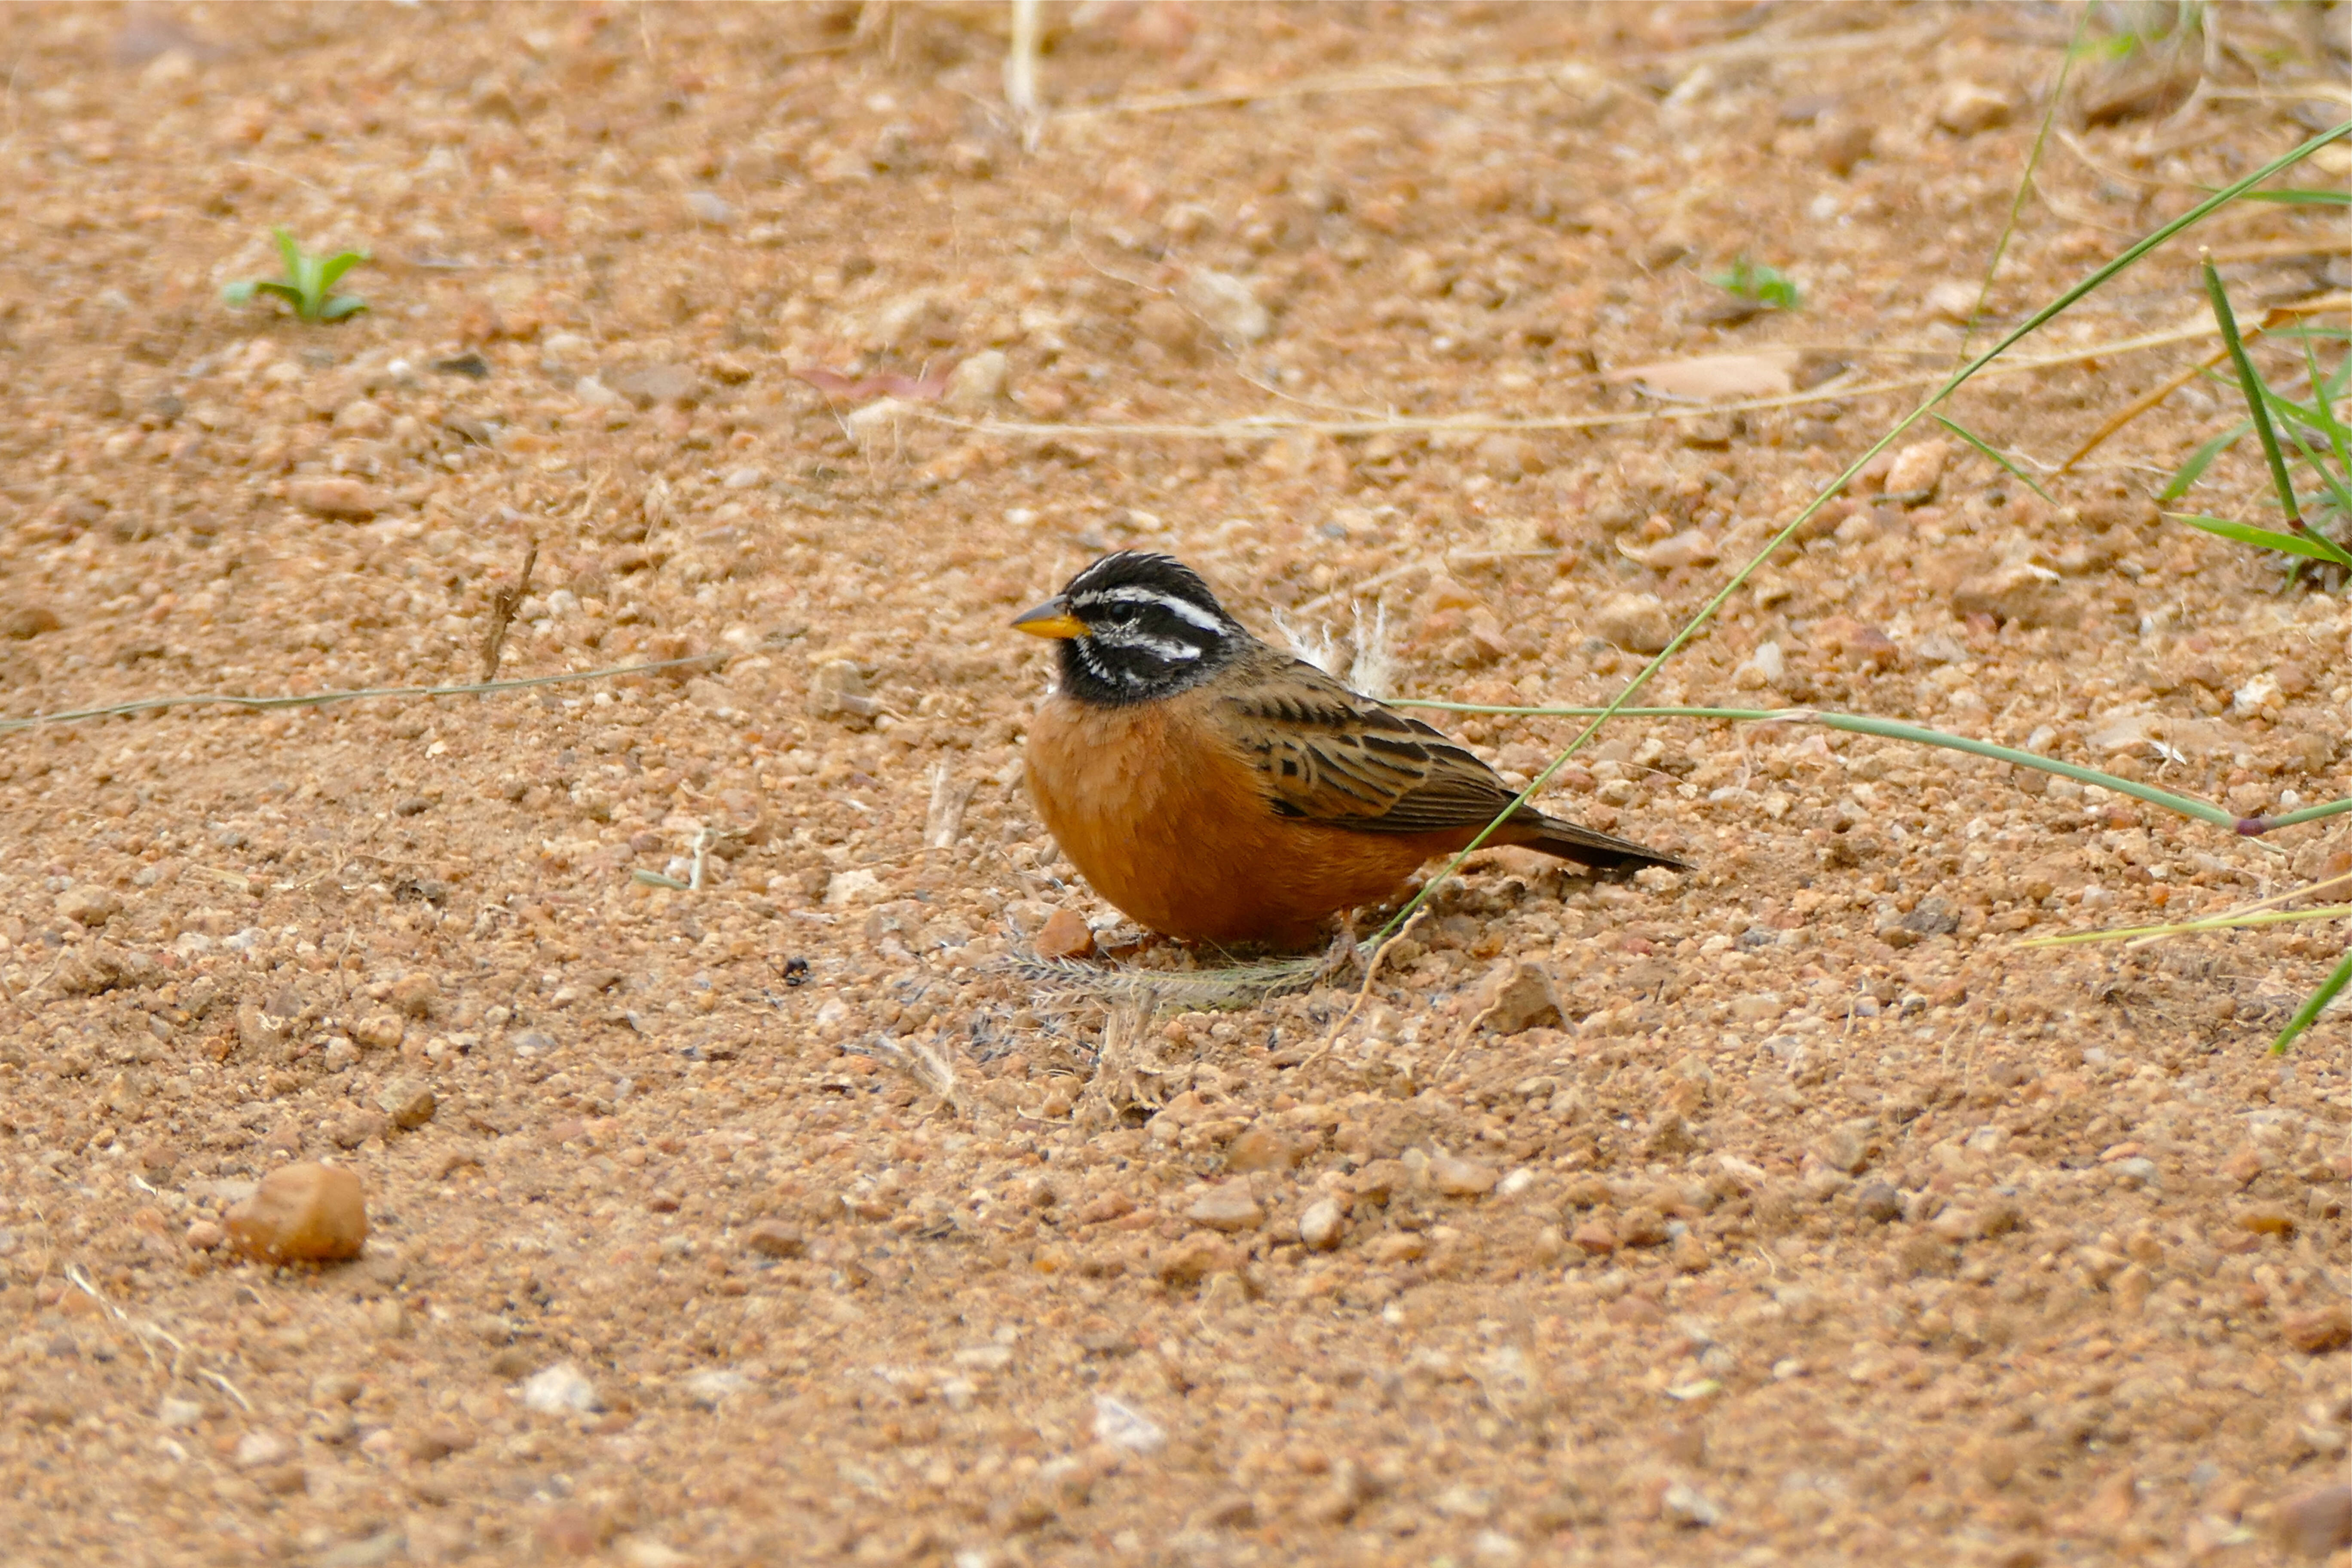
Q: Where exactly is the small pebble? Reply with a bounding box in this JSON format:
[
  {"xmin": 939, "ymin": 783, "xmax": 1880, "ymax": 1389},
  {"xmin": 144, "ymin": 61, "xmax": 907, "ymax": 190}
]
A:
[
  {"xmin": 377, "ymin": 1079, "xmax": 436, "ymax": 1131},
  {"xmin": 1818, "ymin": 122, "xmax": 1874, "ymax": 176},
  {"xmin": 2276, "ymin": 1486, "xmax": 2352, "ymax": 1557},
  {"xmin": 518, "ymin": 1361, "xmax": 603, "ymax": 1415},
  {"xmin": 2280, "ymin": 1306, "xmax": 2350, "ymax": 1355},
  {"xmin": 1590, "ymin": 592, "xmax": 1672, "ymax": 654},
  {"xmin": 1660, "ymin": 1480, "xmax": 1723, "ymax": 1528},
  {"xmin": 606, "ymin": 363, "xmax": 698, "ymax": 407},
  {"xmin": 224, "ymin": 1163, "xmax": 369, "ymax": 1262},
  {"xmin": 1569, "ymin": 1219, "xmax": 1618, "ymax": 1255},
  {"xmin": 1924, "ymin": 281, "xmax": 1979, "ymax": 325},
  {"xmin": 289, "ymin": 477, "xmax": 382, "ymax": 520},
  {"xmin": 742, "ymin": 1220, "xmax": 806, "ymax": 1259},
  {"xmin": 311, "ymin": 1374, "xmax": 363, "ymax": 1406},
  {"xmin": 1883, "ymin": 438, "xmax": 1950, "ymax": 497},
  {"xmin": 1430, "ymin": 1155, "xmax": 1500, "ymax": 1198},
  {"xmin": 943, "ymin": 349, "xmax": 1010, "ymax": 411},
  {"xmin": 1033, "ymin": 908, "xmax": 1095, "ymax": 960},
  {"xmin": 1474, "ymin": 962, "xmax": 1562, "ymax": 1034},
  {"xmin": 234, "ymin": 1429, "xmax": 293, "ymax": 1468},
  {"xmin": 680, "ymin": 1369, "xmax": 750, "ymax": 1409},
  {"xmin": 1476, "ymin": 433, "xmax": 1539, "ymax": 478},
  {"xmin": 1093, "ymin": 1394, "xmax": 1166, "ymax": 1455},
  {"xmin": 56, "ymin": 886, "xmax": 121, "ymax": 927},
  {"xmin": 1855, "ymin": 1182, "xmax": 1903, "ymax": 1224},
  {"xmin": 184, "ymin": 1219, "xmax": 225, "ymax": 1251},
  {"xmin": 1178, "ymin": 269, "xmax": 1269, "ymax": 343},
  {"xmin": 1297, "ymin": 1197, "xmax": 1345, "ymax": 1250},
  {"xmin": 332, "ymin": 399, "xmax": 389, "ymax": 437},
  {"xmin": 1185, "ymin": 1180, "xmax": 1265, "ymax": 1233},
  {"xmin": 1813, "ymin": 1125, "xmax": 1869, "ymax": 1175},
  {"xmin": 2, "ymin": 605, "xmax": 60, "ymax": 639},
  {"xmin": 1617, "ymin": 1207, "xmax": 1669, "ymax": 1248},
  {"xmin": 2239, "ymin": 1204, "xmax": 2296, "ymax": 1236},
  {"xmin": 1225, "ymin": 1125, "xmax": 1305, "ymax": 1173},
  {"xmin": 352, "ymin": 1013, "xmax": 406, "ymax": 1051},
  {"xmin": 1935, "ymin": 81, "xmax": 2012, "ymax": 135},
  {"xmin": 1152, "ymin": 1232, "xmax": 1234, "ymax": 1287}
]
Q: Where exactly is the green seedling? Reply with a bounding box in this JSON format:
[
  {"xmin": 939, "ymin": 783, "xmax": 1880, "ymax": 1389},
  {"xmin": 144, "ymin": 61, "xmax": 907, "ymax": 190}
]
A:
[
  {"xmin": 222, "ymin": 227, "xmax": 371, "ymax": 323},
  {"xmin": 1706, "ymin": 254, "xmax": 1799, "ymax": 312},
  {"xmin": 2164, "ymin": 259, "xmax": 2352, "ymax": 583}
]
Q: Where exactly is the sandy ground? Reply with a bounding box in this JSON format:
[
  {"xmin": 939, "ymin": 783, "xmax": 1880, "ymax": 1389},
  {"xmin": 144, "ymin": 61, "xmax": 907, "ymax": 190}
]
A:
[{"xmin": 0, "ymin": 3, "xmax": 2348, "ymax": 1565}]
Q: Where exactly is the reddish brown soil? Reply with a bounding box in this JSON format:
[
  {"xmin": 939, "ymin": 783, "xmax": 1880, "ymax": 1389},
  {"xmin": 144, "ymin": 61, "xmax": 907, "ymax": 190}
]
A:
[{"xmin": 0, "ymin": 5, "xmax": 2347, "ymax": 1567}]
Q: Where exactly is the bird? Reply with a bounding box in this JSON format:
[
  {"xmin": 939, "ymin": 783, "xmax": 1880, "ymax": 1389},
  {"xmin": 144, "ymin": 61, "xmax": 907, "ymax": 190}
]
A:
[{"xmin": 1012, "ymin": 551, "xmax": 1688, "ymax": 949}]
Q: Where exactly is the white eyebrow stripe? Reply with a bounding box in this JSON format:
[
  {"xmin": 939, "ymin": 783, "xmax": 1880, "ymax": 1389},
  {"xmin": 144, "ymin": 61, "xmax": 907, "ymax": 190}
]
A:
[
  {"xmin": 1074, "ymin": 584, "xmax": 1227, "ymax": 633},
  {"xmin": 1086, "ymin": 626, "xmax": 1203, "ymax": 660}
]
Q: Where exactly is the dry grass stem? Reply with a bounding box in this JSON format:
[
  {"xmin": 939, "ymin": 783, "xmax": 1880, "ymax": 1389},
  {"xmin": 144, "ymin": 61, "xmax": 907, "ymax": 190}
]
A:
[
  {"xmin": 2123, "ymin": 868, "xmax": 2352, "ymax": 949},
  {"xmin": 477, "ymin": 537, "xmax": 536, "ymax": 683},
  {"xmin": 1304, "ymin": 909, "xmax": 1428, "ymax": 1071},
  {"xmin": 924, "ymin": 761, "xmax": 974, "ymax": 852}
]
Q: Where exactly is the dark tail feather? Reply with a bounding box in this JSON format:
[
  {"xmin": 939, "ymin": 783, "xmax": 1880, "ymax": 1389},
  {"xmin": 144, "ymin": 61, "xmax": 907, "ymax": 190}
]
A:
[{"xmin": 1517, "ymin": 815, "xmax": 1689, "ymax": 874}]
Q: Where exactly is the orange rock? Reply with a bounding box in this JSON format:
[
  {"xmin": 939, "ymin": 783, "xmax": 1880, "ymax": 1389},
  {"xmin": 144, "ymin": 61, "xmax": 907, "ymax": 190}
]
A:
[
  {"xmin": 1034, "ymin": 908, "xmax": 1095, "ymax": 959},
  {"xmin": 225, "ymin": 1162, "xmax": 369, "ymax": 1262},
  {"xmin": 1224, "ymin": 1125, "xmax": 1307, "ymax": 1173},
  {"xmin": 288, "ymin": 477, "xmax": 381, "ymax": 520},
  {"xmin": 1152, "ymin": 1232, "xmax": 1234, "ymax": 1287},
  {"xmin": 2281, "ymin": 1306, "xmax": 2350, "ymax": 1356},
  {"xmin": 1430, "ymin": 1155, "xmax": 1499, "ymax": 1197}
]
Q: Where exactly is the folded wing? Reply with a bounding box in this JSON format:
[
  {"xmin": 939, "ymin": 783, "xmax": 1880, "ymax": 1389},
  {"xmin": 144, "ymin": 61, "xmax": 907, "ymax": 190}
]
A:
[{"xmin": 1219, "ymin": 659, "xmax": 1533, "ymax": 835}]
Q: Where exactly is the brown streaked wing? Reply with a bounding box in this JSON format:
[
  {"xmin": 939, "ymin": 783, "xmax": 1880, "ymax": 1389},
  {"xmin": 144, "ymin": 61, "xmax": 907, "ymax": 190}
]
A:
[{"xmin": 1217, "ymin": 657, "xmax": 1534, "ymax": 835}]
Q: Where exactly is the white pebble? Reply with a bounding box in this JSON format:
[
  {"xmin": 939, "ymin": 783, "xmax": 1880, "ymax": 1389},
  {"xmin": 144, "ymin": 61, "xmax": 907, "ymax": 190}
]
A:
[
  {"xmin": 518, "ymin": 1361, "xmax": 603, "ymax": 1415},
  {"xmin": 1093, "ymin": 1394, "xmax": 1166, "ymax": 1455}
]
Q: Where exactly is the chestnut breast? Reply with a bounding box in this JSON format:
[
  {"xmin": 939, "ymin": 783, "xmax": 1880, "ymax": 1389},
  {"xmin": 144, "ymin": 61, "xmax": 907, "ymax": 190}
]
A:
[{"xmin": 1025, "ymin": 687, "xmax": 1443, "ymax": 946}]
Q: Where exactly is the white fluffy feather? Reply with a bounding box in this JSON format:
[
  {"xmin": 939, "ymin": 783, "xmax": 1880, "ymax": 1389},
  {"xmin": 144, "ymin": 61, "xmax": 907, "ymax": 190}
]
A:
[{"xmin": 1271, "ymin": 600, "xmax": 1397, "ymax": 699}]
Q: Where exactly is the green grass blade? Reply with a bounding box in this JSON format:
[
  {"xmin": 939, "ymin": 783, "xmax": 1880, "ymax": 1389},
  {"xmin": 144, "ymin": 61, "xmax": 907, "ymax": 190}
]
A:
[
  {"xmin": 2272, "ymin": 946, "xmax": 2352, "ymax": 1054},
  {"xmin": 1963, "ymin": 2, "xmax": 2089, "ymax": 349},
  {"xmin": 2021, "ymin": 906, "xmax": 2352, "ymax": 947},
  {"xmin": 2161, "ymin": 419, "xmax": 2253, "ymax": 501},
  {"xmin": 1933, "ymin": 413, "xmax": 2056, "ymax": 503},
  {"xmin": 2171, "ymin": 512, "xmax": 2352, "ymax": 566},
  {"xmin": 2299, "ymin": 336, "xmax": 2351, "ymax": 472},
  {"xmin": 2229, "ymin": 188, "xmax": 2352, "ymax": 205},
  {"xmin": 295, "ymin": 254, "xmax": 331, "ymax": 316},
  {"xmin": 269, "ymin": 225, "xmax": 301, "ymax": 276},
  {"xmin": 2261, "ymin": 798, "xmax": 2352, "ymax": 830},
  {"xmin": 220, "ymin": 280, "xmax": 258, "ymax": 307},
  {"xmin": 2203, "ymin": 256, "xmax": 2306, "ymax": 526},
  {"xmin": 1387, "ymin": 700, "xmax": 2248, "ymax": 830},
  {"xmin": 2277, "ymin": 421, "xmax": 2352, "ymax": 522},
  {"xmin": 318, "ymin": 295, "xmax": 369, "ymax": 322},
  {"xmin": 252, "ymin": 281, "xmax": 305, "ymax": 307},
  {"xmin": 2249, "ymin": 374, "xmax": 2323, "ymax": 431},
  {"xmin": 315, "ymin": 250, "xmax": 370, "ymax": 291}
]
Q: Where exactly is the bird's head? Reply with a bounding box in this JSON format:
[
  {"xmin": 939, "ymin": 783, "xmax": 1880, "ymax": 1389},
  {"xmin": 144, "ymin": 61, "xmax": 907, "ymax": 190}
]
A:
[{"xmin": 1013, "ymin": 551, "xmax": 1244, "ymax": 706}]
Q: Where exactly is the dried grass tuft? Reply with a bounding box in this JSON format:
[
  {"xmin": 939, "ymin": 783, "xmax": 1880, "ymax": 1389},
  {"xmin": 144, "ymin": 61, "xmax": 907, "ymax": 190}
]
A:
[
  {"xmin": 850, "ymin": 1035, "xmax": 971, "ymax": 1117},
  {"xmin": 997, "ymin": 954, "xmax": 1327, "ymax": 1012},
  {"xmin": 1074, "ymin": 998, "xmax": 1170, "ymax": 1132}
]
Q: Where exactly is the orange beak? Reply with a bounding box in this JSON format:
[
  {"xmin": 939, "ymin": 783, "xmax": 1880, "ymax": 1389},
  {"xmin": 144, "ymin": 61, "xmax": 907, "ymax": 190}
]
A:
[{"xmin": 1012, "ymin": 597, "xmax": 1087, "ymax": 639}]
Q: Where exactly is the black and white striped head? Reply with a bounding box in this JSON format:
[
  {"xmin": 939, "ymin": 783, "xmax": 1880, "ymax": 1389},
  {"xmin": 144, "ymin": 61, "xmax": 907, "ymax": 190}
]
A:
[{"xmin": 1012, "ymin": 551, "xmax": 1245, "ymax": 706}]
